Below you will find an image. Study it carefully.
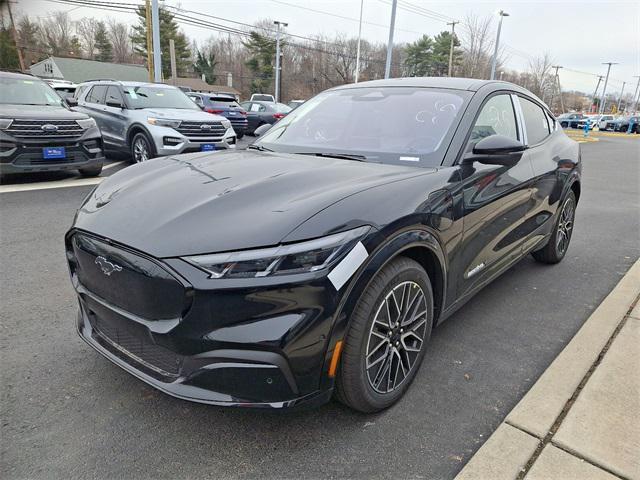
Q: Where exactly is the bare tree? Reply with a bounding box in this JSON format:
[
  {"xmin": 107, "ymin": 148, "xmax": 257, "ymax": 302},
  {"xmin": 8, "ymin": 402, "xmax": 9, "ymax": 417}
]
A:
[
  {"xmin": 527, "ymin": 52, "xmax": 554, "ymax": 99},
  {"xmin": 459, "ymin": 13, "xmax": 502, "ymax": 79},
  {"xmin": 107, "ymin": 18, "xmax": 132, "ymax": 63},
  {"xmin": 76, "ymin": 17, "xmax": 99, "ymax": 59},
  {"xmin": 38, "ymin": 11, "xmax": 73, "ymax": 56}
]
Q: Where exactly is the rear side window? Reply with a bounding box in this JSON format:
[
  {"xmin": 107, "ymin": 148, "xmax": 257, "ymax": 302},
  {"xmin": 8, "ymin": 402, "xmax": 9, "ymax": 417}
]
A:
[
  {"xmin": 520, "ymin": 97, "xmax": 550, "ymax": 145},
  {"xmin": 105, "ymin": 86, "xmax": 123, "ymax": 106},
  {"xmin": 86, "ymin": 85, "xmax": 107, "ymax": 104}
]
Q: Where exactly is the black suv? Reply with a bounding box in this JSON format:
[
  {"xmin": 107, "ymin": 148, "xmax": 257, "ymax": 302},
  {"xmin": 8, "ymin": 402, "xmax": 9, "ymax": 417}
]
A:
[{"xmin": 0, "ymin": 71, "xmax": 104, "ymax": 177}]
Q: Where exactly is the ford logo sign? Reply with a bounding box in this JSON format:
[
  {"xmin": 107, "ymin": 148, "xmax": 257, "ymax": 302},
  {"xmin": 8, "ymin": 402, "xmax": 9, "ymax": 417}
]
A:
[
  {"xmin": 200, "ymin": 124, "xmax": 212, "ymax": 130},
  {"xmin": 41, "ymin": 124, "xmax": 58, "ymax": 132}
]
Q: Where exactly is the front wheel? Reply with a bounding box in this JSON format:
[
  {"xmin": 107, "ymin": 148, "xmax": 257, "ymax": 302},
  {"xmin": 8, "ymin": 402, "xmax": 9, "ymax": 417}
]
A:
[
  {"xmin": 335, "ymin": 257, "xmax": 434, "ymax": 413},
  {"xmin": 131, "ymin": 132, "xmax": 155, "ymax": 163},
  {"xmin": 532, "ymin": 190, "xmax": 576, "ymax": 264}
]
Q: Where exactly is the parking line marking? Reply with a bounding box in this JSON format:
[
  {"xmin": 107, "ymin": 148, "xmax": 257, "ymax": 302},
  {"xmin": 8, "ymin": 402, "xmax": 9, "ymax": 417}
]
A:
[{"xmin": 0, "ymin": 177, "xmax": 103, "ymax": 194}]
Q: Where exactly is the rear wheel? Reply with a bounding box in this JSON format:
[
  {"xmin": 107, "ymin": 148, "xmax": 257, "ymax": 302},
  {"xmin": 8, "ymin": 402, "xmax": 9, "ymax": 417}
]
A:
[
  {"xmin": 532, "ymin": 190, "xmax": 576, "ymax": 264},
  {"xmin": 131, "ymin": 132, "xmax": 155, "ymax": 163},
  {"xmin": 335, "ymin": 257, "xmax": 434, "ymax": 413},
  {"xmin": 561, "ymin": 121, "xmax": 568, "ymax": 128}
]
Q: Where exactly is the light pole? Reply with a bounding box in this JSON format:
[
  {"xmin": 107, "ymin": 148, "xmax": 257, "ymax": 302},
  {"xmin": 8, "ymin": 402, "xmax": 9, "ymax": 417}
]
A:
[
  {"xmin": 490, "ymin": 10, "xmax": 509, "ymax": 80},
  {"xmin": 591, "ymin": 75, "xmax": 603, "ymax": 113},
  {"xmin": 447, "ymin": 20, "xmax": 459, "ymax": 77},
  {"xmin": 632, "ymin": 76, "xmax": 640, "ymax": 114},
  {"xmin": 151, "ymin": 0, "xmax": 162, "ymax": 82},
  {"xmin": 599, "ymin": 62, "xmax": 618, "ymax": 115},
  {"xmin": 616, "ymin": 81, "xmax": 626, "ymax": 113},
  {"xmin": 384, "ymin": 0, "xmax": 398, "ymax": 79},
  {"xmin": 355, "ymin": 0, "xmax": 364, "ymax": 83},
  {"xmin": 274, "ymin": 20, "xmax": 288, "ymax": 102}
]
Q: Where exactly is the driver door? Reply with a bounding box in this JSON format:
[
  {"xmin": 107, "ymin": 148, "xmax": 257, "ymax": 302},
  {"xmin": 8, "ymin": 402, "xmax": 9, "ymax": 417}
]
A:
[{"xmin": 455, "ymin": 93, "xmax": 536, "ymax": 298}]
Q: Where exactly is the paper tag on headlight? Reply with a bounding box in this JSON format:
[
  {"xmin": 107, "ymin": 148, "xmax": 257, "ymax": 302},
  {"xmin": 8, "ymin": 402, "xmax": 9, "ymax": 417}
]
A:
[{"xmin": 328, "ymin": 241, "xmax": 368, "ymax": 291}]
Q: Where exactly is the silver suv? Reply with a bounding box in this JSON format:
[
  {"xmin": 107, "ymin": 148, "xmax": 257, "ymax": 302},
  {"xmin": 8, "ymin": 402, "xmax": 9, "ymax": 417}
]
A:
[{"xmin": 74, "ymin": 81, "xmax": 236, "ymax": 162}]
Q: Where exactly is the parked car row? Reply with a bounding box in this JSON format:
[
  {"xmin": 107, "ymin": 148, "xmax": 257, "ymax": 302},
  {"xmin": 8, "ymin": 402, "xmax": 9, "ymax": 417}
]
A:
[{"xmin": 556, "ymin": 112, "xmax": 638, "ymax": 132}]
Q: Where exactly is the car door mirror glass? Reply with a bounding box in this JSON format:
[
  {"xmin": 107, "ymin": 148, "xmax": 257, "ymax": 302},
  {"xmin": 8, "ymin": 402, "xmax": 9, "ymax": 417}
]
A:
[
  {"xmin": 65, "ymin": 97, "xmax": 78, "ymax": 108},
  {"xmin": 254, "ymin": 124, "xmax": 272, "ymax": 136},
  {"xmin": 464, "ymin": 134, "xmax": 526, "ymax": 166},
  {"xmin": 106, "ymin": 100, "xmax": 123, "ymax": 109}
]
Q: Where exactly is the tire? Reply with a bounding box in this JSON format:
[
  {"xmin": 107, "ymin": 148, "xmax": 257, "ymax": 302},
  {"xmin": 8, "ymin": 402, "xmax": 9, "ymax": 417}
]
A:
[
  {"xmin": 78, "ymin": 163, "xmax": 103, "ymax": 177},
  {"xmin": 532, "ymin": 190, "xmax": 576, "ymax": 264},
  {"xmin": 237, "ymin": 132, "xmax": 244, "ymax": 139},
  {"xmin": 131, "ymin": 132, "xmax": 155, "ymax": 163},
  {"xmin": 335, "ymin": 256, "xmax": 434, "ymax": 413}
]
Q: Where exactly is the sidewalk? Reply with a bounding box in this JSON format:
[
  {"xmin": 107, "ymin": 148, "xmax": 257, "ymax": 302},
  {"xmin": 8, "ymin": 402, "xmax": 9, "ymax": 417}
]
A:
[{"xmin": 456, "ymin": 259, "xmax": 640, "ymax": 480}]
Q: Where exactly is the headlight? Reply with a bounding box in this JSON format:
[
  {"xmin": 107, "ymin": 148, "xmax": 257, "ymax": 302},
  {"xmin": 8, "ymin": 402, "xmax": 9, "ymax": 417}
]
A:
[
  {"xmin": 184, "ymin": 226, "xmax": 370, "ymax": 279},
  {"xmin": 147, "ymin": 117, "xmax": 182, "ymax": 128},
  {"xmin": 0, "ymin": 118, "xmax": 13, "ymax": 129},
  {"xmin": 76, "ymin": 118, "xmax": 96, "ymax": 129},
  {"xmin": 221, "ymin": 119, "xmax": 231, "ymax": 129}
]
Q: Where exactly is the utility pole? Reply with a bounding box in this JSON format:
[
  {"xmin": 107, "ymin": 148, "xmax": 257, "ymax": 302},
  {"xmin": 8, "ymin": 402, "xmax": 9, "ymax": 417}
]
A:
[
  {"xmin": 151, "ymin": 0, "xmax": 162, "ymax": 82},
  {"xmin": 632, "ymin": 76, "xmax": 640, "ymax": 114},
  {"xmin": 552, "ymin": 65, "xmax": 564, "ymax": 113},
  {"xmin": 599, "ymin": 62, "xmax": 618, "ymax": 115},
  {"xmin": 384, "ymin": 0, "xmax": 398, "ymax": 79},
  {"xmin": 490, "ymin": 10, "xmax": 509, "ymax": 80},
  {"xmin": 447, "ymin": 20, "xmax": 459, "ymax": 77},
  {"xmin": 355, "ymin": 0, "xmax": 364, "ymax": 83},
  {"xmin": 169, "ymin": 39, "xmax": 177, "ymax": 85},
  {"xmin": 145, "ymin": 0, "xmax": 154, "ymax": 82},
  {"xmin": 273, "ymin": 20, "xmax": 288, "ymax": 102},
  {"xmin": 591, "ymin": 75, "xmax": 603, "ymax": 113},
  {"xmin": 7, "ymin": 1, "xmax": 25, "ymax": 71},
  {"xmin": 616, "ymin": 81, "xmax": 626, "ymax": 113}
]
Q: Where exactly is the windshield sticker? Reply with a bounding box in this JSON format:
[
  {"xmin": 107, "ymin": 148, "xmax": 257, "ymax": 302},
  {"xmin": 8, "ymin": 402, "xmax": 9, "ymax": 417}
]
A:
[
  {"xmin": 399, "ymin": 156, "xmax": 420, "ymax": 162},
  {"xmin": 126, "ymin": 88, "xmax": 138, "ymax": 99}
]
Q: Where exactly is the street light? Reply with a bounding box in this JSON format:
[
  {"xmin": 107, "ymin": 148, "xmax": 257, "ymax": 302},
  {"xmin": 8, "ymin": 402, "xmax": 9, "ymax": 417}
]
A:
[
  {"xmin": 274, "ymin": 20, "xmax": 288, "ymax": 103},
  {"xmin": 490, "ymin": 10, "xmax": 509, "ymax": 80},
  {"xmin": 599, "ymin": 62, "xmax": 618, "ymax": 115}
]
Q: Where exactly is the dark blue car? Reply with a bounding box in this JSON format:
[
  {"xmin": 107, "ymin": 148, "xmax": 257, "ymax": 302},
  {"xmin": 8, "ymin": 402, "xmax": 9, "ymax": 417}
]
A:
[{"xmin": 188, "ymin": 93, "xmax": 249, "ymax": 138}]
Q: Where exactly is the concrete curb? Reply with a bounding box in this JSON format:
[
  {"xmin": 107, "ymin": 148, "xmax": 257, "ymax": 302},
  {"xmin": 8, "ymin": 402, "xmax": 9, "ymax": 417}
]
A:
[{"xmin": 455, "ymin": 258, "xmax": 640, "ymax": 480}]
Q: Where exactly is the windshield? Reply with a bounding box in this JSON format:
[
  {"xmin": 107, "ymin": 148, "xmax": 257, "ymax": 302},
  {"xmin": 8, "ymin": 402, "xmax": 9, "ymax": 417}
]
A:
[
  {"xmin": 123, "ymin": 86, "xmax": 200, "ymax": 110},
  {"xmin": 256, "ymin": 87, "xmax": 469, "ymax": 167},
  {"xmin": 252, "ymin": 95, "xmax": 274, "ymax": 101},
  {"xmin": 0, "ymin": 77, "xmax": 63, "ymax": 106}
]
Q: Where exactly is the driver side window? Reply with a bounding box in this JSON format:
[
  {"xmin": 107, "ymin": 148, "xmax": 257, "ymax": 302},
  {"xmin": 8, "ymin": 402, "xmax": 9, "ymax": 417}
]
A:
[{"xmin": 469, "ymin": 94, "xmax": 519, "ymax": 148}]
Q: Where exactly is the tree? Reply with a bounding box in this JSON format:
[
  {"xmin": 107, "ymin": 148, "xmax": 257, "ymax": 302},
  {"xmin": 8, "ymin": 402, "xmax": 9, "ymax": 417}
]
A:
[
  {"xmin": 18, "ymin": 16, "xmax": 42, "ymax": 66},
  {"xmin": 94, "ymin": 21, "xmax": 112, "ymax": 62},
  {"xmin": 107, "ymin": 19, "xmax": 132, "ymax": 63},
  {"xmin": 404, "ymin": 35, "xmax": 434, "ymax": 77},
  {"xmin": 432, "ymin": 31, "xmax": 461, "ymax": 76},
  {"xmin": 37, "ymin": 11, "xmax": 73, "ymax": 56},
  {"xmin": 527, "ymin": 52, "xmax": 554, "ymax": 99},
  {"xmin": 193, "ymin": 47, "xmax": 217, "ymax": 84},
  {"xmin": 130, "ymin": 5, "xmax": 190, "ymax": 78},
  {"xmin": 76, "ymin": 18, "xmax": 99, "ymax": 59},
  {"xmin": 0, "ymin": 26, "xmax": 19, "ymax": 70},
  {"xmin": 459, "ymin": 14, "xmax": 502, "ymax": 79},
  {"xmin": 242, "ymin": 30, "xmax": 276, "ymax": 94},
  {"xmin": 69, "ymin": 36, "xmax": 82, "ymax": 57}
]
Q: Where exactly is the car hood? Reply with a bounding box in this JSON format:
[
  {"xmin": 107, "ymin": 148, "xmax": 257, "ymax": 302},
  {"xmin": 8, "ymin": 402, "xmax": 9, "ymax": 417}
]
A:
[
  {"xmin": 2, "ymin": 104, "xmax": 89, "ymax": 120},
  {"xmin": 74, "ymin": 150, "xmax": 435, "ymax": 257},
  {"xmin": 139, "ymin": 108, "xmax": 226, "ymax": 123}
]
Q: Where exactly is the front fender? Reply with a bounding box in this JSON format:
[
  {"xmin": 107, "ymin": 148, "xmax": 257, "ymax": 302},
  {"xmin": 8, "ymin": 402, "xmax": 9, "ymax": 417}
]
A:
[{"xmin": 318, "ymin": 226, "xmax": 446, "ymax": 391}]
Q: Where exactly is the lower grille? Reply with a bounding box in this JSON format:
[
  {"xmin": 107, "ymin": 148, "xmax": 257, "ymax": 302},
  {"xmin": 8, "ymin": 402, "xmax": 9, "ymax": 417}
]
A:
[{"xmin": 93, "ymin": 317, "xmax": 182, "ymax": 377}]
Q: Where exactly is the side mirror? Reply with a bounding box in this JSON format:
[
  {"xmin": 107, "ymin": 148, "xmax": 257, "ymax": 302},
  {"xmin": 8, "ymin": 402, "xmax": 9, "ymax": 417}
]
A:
[
  {"xmin": 106, "ymin": 100, "xmax": 124, "ymax": 109},
  {"xmin": 254, "ymin": 124, "xmax": 272, "ymax": 137},
  {"xmin": 463, "ymin": 134, "xmax": 526, "ymax": 167},
  {"xmin": 65, "ymin": 97, "xmax": 78, "ymax": 108}
]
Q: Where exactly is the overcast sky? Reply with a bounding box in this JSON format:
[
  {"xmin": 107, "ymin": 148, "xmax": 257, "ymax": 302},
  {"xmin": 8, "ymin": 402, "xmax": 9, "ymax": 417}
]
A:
[{"xmin": 18, "ymin": 0, "xmax": 640, "ymax": 95}]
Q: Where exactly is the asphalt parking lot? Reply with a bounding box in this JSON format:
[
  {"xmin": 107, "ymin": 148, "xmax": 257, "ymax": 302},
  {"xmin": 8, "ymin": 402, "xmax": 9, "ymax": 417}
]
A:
[{"xmin": 1, "ymin": 135, "xmax": 638, "ymax": 479}]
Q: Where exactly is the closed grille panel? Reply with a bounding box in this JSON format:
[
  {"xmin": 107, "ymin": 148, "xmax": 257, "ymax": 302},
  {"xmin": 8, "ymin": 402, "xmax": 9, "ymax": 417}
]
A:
[{"xmin": 6, "ymin": 119, "xmax": 83, "ymax": 138}]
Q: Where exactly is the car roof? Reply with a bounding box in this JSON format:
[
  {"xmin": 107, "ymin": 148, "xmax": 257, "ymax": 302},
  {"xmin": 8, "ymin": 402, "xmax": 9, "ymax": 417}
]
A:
[
  {"xmin": 329, "ymin": 77, "xmax": 510, "ymax": 92},
  {"xmin": 0, "ymin": 70, "xmax": 42, "ymax": 81},
  {"xmin": 77, "ymin": 80, "xmax": 179, "ymax": 89}
]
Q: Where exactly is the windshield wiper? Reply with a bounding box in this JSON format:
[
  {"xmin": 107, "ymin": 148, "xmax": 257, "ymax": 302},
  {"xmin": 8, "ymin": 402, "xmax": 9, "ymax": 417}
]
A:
[
  {"xmin": 247, "ymin": 144, "xmax": 274, "ymax": 152},
  {"xmin": 295, "ymin": 152, "xmax": 367, "ymax": 162}
]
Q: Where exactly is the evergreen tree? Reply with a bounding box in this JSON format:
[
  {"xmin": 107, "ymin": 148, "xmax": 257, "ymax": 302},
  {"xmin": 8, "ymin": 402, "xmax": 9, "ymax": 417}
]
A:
[
  {"xmin": 432, "ymin": 31, "xmax": 461, "ymax": 76},
  {"xmin": 0, "ymin": 26, "xmax": 19, "ymax": 70},
  {"xmin": 193, "ymin": 48, "xmax": 217, "ymax": 84},
  {"xmin": 18, "ymin": 16, "xmax": 42, "ymax": 66},
  {"xmin": 95, "ymin": 21, "xmax": 112, "ymax": 62},
  {"xmin": 130, "ymin": 5, "xmax": 190, "ymax": 78},
  {"xmin": 404, "ymin": 35, "xmax": 434, "ymax": 77},
  {"xmin": 242, "ymin": 31, "xmax": 276, "ymax": 94},
  {"xmin": 69, "ymin": 36, "xmax": 82, "ymax": 57}
]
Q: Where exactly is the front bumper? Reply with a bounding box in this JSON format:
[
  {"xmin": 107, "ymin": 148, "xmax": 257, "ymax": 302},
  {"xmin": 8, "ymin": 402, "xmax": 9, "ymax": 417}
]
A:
[
  {"xmin": 67, "ymin": 230, "xmax": 341, "ymax": 409},
  {"xmin": 0, "ymin": 127, "xmax": 104, "ymax": 174},
  {"xmin": 148, "ymin": 125, "xmax": 237, "ymax": 156}
]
